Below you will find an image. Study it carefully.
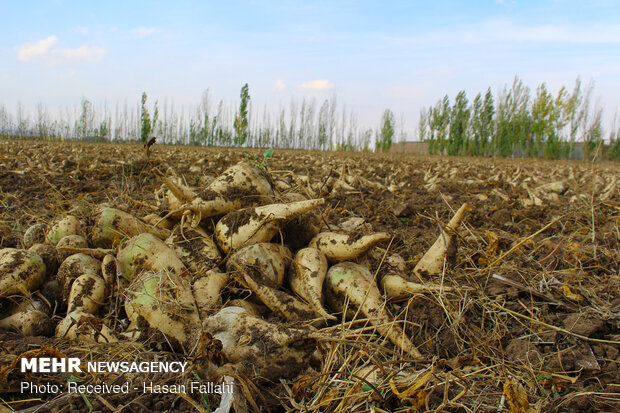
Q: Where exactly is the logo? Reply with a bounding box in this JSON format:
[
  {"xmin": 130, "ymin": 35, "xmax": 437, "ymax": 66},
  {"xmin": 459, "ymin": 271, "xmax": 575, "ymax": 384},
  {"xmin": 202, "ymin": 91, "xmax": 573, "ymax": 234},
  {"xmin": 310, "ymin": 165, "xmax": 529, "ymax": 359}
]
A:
[
  {"xmin": 21, "ymin": 357, "xmax": 82, "ymax": 373},
  {"xmin": 19, "ymin": 357, "xmax": 188, "ymax": 374}
]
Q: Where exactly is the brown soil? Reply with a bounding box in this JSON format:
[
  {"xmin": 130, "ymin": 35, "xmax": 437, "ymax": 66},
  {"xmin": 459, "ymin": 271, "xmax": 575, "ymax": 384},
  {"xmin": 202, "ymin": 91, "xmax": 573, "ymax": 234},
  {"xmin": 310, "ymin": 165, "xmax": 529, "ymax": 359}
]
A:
[{"xmin": 0, "ymin": 140, "xmax": 619, "ymax": 412}]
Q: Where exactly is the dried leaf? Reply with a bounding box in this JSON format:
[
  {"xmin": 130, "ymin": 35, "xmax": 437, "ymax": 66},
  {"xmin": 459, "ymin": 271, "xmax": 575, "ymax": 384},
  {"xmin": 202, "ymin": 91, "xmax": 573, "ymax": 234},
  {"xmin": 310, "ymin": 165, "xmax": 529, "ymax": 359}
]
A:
[
  {"xmin": 390, "ymin": 366, "xmax": 434, "ymax": 399},
  {"xmin": 485, "ymin": 230, "xmax": 499, "ymax": 257},
  {"xmin": 445, "ymin": 354, "xmax": 481, "ymax": 370},
  {"xmin": 561, "ymin": 285, "xmax": 584, "ymax": 303},
  {"xmin": 504, "ymin": 376, "xmax": 540, "ymax": 413}
]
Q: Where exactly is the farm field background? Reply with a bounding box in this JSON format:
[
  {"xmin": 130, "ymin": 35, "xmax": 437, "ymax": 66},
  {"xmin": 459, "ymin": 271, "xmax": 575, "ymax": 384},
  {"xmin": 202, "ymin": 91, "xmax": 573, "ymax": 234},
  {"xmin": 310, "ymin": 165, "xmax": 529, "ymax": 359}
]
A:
[{"xmin": 0, "ymin": 139, "xmax": 618, "ymax": 412}]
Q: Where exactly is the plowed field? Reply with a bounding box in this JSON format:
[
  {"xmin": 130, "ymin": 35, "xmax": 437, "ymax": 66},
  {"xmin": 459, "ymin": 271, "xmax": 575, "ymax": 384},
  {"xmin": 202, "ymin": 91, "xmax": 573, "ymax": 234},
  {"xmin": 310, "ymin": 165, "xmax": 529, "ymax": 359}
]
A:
[{"xmin": 1, "ymin": 140, "xmax": 618, "ymax": 412}]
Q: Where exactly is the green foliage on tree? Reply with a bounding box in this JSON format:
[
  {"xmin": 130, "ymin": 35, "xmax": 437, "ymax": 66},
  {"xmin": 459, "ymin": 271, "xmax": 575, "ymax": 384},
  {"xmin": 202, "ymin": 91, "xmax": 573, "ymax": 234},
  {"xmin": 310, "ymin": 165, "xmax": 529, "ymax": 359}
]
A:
[
  {"xmin": 438, "ymin": 95, "xmax": 450, "ymax": 154},
  {"xmin": 426, "ymin": 107, "xmax": 437, "ymax": 154},
  {"xmin": 481, "ymin": 88, "xmax": 495, "ymax": 155},
  {"xmin": 531, "ymin": 83, "xmax": 556, "ymax": 157},
  {"xmin": 510, "ymin": 78, "xmax": 531, "ymax": 157},
  {"xmin": 140, "ymin": 92, "xmax": 150, "ymax": 143},
  {"xmin": 469, "ymin": 93, "xmax": 483, "ymax": 156},
  {"xmin": 448, "ymin": 90, "xmax": 469, "ymax": 155},
  {"xmin": 468, "ymin": 89, "xmax": 494, "ymax": 156},
  {"xmin": 152, "ymin": 101, "xmax": 159, "ymax": 139},
  {"xmin": 76, "ymin": 98, "xmax": 94, "ymax": 140},
  {"xmin": 583, "ymin": 107, "xmax": 603, "ymax": 159},
  {"xmin": 189, "ymin": 119, "xmax": 200, "ymax": 145},
  {"xmin": 427, "ymin": 95, "xmax": 450, "ymax": 155},
  {"xmin": 234, "ymin": 83, "xmax": 250, "ymax": 146},
  {"xmin": 416, "ymin": 76, "xmax": 620, "ymax": 160},
  {"xmin": 492, "ymin": 78, "xmax": 530, "ymax": 157},
  {"xmin": 551, "ymin": 86, "xmax": 570, "ymax": 158},
  {"xmin": 96, "ymin": 118, "xmax": 110, "ymax": 142},
  {"xmin": 377, "ymin": 109, "xmax": 395, "ymax": 152}
]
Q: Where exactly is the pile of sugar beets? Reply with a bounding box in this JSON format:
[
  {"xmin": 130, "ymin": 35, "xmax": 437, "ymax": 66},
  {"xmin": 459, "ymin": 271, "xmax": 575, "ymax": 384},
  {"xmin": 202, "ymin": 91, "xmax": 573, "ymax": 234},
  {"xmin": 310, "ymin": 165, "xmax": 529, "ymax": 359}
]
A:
[{"xmin": 0, "ymin": 161, "xmax": 468, "ymax": 381}]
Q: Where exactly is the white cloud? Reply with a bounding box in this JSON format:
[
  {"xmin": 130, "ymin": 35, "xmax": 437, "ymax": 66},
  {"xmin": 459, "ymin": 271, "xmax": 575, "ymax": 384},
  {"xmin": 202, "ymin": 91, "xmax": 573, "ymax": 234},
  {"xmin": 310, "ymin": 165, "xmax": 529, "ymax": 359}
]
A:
[
  {"xmin": 54, "ymin": 45, "xmax": 106, "ymax": 62},
  {"xmin": 299, "ymin": 79, "xmax": 334, "ymax": 91},
  {"xmin": 274, "ymin": 79, "xmax": 286, "ymax": 91},
  {"xmin": 17, "ymin": 36, "xmax": 106, "ymax": 65},
  {"xmin": 18, "ymin": 36, "xmax": 58, "ymax": 61},
  {"xmin": 133, "ymin": 27, "xmax": 156, "ymax": 38}
]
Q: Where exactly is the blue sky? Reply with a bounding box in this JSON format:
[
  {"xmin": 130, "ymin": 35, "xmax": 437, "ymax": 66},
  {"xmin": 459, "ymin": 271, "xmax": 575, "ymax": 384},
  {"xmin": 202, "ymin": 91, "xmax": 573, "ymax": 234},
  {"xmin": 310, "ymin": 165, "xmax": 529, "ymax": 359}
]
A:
[{"xmin": 1, "ymin": 0, "xmax": 619, "ymax": 136}]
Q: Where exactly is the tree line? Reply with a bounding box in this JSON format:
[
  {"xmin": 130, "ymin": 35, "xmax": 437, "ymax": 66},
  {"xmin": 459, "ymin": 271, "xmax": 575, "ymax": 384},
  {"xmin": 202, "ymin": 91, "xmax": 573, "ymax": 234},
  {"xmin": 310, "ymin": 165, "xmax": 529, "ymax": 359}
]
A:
[
  {"xmin": 1, "ymin": 77, "xmax": 618, "ymax": 160},
  {"xmin": 418, "ymin": 76, "xmax": 620, "ymax": 160},
  {"xmin": 0, "ymin": 85, "xmax": 397, "ymax": 153}
]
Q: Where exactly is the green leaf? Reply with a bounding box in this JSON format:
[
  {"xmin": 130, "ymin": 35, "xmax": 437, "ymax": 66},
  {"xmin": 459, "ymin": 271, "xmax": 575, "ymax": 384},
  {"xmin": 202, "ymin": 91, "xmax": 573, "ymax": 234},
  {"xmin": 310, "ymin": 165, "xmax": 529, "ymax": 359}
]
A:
[
  {"xmin": 67, "ymin": 374, "xmax": 84, "ymax": 383},
  {"xmin": 169, "ymin": 395, "xmax": 181, "ymax": 411},
  {"xmin": 263, "ymin": 148, "xmax": 274, "ymax": 159},
  {"xmin": 81, "ymin": 393, "xmax": 93, "ymax": 411},
  {"xmin": 362, "ymin": 383, "xmax": 373, "ymax": 392},
  {"xmin": 538, "ymin": 372, "xmax": 552, "ymax": 381},
  {"xmin": 201, "ymin": 393, "xmax": 211, "ymax": 410},
  {"xmin": 68, "ymin": 376, "xmax": 92, "ymax": 412},
  {"xmin": 192, "ymin": 372, "xmax": 212, "ymax": 410}
]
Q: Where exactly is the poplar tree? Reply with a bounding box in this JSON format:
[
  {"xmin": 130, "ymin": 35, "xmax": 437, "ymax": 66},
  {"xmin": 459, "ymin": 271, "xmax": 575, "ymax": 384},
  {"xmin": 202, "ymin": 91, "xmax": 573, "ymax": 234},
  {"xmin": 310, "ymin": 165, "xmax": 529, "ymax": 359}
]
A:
[
  {"xmin": 481, "ymin": 88, "xmax": 495, "ymax": 155},
  {"xmin": 531, "ymin": 83, "xmax": 555, "ymax": 157},
  {"xmin": 448, "ymin": 90, "xmax": 469, "ymax": 155},
  {"xmin": 428, "ymin": 95, "xmax": 450, "ymax": 154},
  {"xmin": 317, "ymin": 100, "xmax": 329, "ymax": 150},
  {"xmin": 77, "ymin": 98, "xmax": 94, "ymax": 140},
  {"xmin": 234, "ymin": 83, "xmax": 250, "ymax": 146},
  {"xmin": 140, "ymin": 92, "xmax": 151, "ymax": 143},
  {"xmin": 418, "ymin": 107, "xmax": 428, "ymax": 143},
  {"xmin": 469, "ymin": 93, "xmax": 483, "ymax": 156},
  {"xmin": 378, "ymin": 109, "xmax": 395, "ymax": 152}
]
